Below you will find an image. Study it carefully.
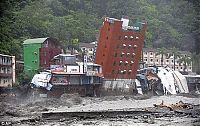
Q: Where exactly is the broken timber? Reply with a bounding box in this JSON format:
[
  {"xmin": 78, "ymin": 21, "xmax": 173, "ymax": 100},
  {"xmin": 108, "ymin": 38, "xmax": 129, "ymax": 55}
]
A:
[{"xmin": 153, "ymin": 100, "xmax": 193, "ymax": 111}]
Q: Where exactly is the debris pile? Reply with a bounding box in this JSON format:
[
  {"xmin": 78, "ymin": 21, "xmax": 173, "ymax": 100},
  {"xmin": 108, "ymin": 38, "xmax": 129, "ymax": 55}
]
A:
[
  {"xmin": 136, "ymin": 66, "xmax": 189, "ymax": 95},
  {"xmin": 153, "ymin": 100, "xmax": 193, "ymax": 111}
]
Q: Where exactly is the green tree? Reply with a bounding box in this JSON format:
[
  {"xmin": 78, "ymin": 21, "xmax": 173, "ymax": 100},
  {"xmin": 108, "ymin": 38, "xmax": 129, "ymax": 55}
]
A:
[
  {"xmin": 12, "ymin": 0, "xmax": 53, "ymax": 38},
  {"xmin": 70, "ymin": 38, "xmax": 79, "ymax": 54},
  {"xmin": 0, "ymin": 0, "xmax": 199, "ymax": 59},
  {"xmin": 188, "ymin": 0, "xmax": 200, "ymax": 54}
]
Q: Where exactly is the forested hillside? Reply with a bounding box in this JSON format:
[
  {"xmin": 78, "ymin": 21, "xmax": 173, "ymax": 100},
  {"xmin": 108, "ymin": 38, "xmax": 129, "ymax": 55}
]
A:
[{"xmin": 0, "ymin": 0, "xmax": 199, "ymax": 60}]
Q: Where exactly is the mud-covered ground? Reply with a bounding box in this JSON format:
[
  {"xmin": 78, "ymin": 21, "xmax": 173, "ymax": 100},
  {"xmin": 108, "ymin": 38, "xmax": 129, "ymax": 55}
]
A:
[{"xmin": 0, "ymin": 93, "xmax": 199, "ymax": 126}]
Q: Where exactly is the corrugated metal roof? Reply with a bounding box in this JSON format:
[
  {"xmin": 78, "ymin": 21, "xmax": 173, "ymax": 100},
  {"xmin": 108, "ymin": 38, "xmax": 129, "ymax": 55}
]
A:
[
  {"xmin": 77, "ymin": 62, "xmax": 101, "ymax": 66},
  {"xmin": 23, "ymin": 37, "xmax": 49, "ymax": 45}
]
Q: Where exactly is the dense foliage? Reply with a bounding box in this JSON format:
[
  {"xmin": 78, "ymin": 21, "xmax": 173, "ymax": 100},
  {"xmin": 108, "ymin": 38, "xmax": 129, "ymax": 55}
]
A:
[{"xmin": 0, "ymin": 0, "xmax": 199, "ymax": 60}]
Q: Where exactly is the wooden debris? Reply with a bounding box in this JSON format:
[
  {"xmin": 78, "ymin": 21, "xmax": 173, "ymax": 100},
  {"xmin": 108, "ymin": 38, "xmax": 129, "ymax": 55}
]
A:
[{"xmin": 153, "ymin": 100, "xmax": 193, "ymax": 111}]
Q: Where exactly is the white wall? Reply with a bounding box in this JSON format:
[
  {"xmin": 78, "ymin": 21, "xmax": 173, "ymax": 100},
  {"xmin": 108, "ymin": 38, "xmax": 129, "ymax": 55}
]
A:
[{"xmin": 66, "ymin": 65, "xmax": 80, "ymax": 73}]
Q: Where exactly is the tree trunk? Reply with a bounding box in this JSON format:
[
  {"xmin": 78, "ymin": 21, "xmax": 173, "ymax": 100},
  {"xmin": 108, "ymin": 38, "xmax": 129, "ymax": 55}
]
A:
[
  {"xmin": 173, "ymin": 55, "xmax": 175, "ymax": 70},
  {"xmin": 161, "ymin": 55, "xmax": 163, "ymax": 66}
]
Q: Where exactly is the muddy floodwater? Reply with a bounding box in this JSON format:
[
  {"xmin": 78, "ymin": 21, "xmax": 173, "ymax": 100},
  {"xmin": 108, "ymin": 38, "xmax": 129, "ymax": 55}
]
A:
[{"xmin": 0, "ymin": 93, "xmax": 199, "ymax": 126}]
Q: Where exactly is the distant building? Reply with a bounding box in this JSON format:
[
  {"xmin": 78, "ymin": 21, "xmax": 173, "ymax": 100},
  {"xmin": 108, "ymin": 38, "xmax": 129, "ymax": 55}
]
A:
[
  {"xmin": 143, "ymin": 48, "xmax": 192, "ymax": 72},
  {"xmin": 95, "ymin": 17, "xmax": 147, "ymax": 79},
  {"xmin": 0, "ymin": 54, "xmax": 15, "ymax": 87},
  {"xmin": 23, "ymin": 37, "xmax": 61, "ymax": 77},
  {"xmin": 79, "ymin": 42, "xmax": 97, "ymax": 62}
]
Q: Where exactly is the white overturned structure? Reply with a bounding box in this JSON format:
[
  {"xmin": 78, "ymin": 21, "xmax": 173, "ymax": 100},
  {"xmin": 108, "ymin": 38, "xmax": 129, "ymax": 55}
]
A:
[
  {"xmin": 157, "ymin": 67, "xmax": 189, "ymax": 95},
  {"xmin": 103, "ymin": 66, "xmax": 189, "ymax": 95}
]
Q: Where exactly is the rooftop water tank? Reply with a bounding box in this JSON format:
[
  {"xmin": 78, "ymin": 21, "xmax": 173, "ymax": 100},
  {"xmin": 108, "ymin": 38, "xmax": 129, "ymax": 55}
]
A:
[{"xmin": 121, "ymin": 18, "xmax": 129, "ymax": 27}]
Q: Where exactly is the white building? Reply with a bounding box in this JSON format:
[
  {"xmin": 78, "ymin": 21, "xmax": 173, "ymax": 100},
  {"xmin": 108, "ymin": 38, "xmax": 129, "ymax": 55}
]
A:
[
  {"xmin": 143, "ymin": 48, "xmax": 192, "ymax": 72},
  {"xmin": 79, "ymin": 42, "xmax": 97, "ymax": 62},
  {"xmin": 0, "ymin": 54, "xmax": 15, "ymax": 87}
]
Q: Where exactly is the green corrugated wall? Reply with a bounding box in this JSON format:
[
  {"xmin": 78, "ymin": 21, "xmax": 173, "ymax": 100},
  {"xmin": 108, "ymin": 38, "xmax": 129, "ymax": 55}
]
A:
[{"xmin": 24, "ymin": 43, "xmax": 41, "ymax": 77}]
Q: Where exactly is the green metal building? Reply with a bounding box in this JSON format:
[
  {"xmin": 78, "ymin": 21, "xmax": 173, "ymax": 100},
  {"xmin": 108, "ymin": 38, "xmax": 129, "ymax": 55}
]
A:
[{"xmin": 23, "ymin": 37, "xmax": 61, "ymax": 78}]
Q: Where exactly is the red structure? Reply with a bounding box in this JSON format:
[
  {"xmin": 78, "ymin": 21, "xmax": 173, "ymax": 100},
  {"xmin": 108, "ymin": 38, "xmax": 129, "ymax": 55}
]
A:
[
  {"xmin": 95, "ymin": 17, "xmax": 147, "ymax": 79},
  {"xmin": 39, "ymin": 38, "xmax": 61, "ymax": 69}
]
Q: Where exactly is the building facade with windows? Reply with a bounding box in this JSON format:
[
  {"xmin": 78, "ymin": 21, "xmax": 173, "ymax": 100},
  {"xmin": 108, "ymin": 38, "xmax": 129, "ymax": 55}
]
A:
[
  {"xmin": 143, "ymin": 48, "xmax": 192, "ymax": 72},
  {"xmin": 0, "ymin": 54, "xmax": 15, "ymax": 87},
  {"xmin": 95, "ymin": 17, "xmax": 147, "ymax": 79},
  {"xmin": 79, "ymin": 42, "xmax": 97, "ymax": 62},
  {"xmin": 23, "ymin": 37, "xmax": 61, "ymax": 77}
]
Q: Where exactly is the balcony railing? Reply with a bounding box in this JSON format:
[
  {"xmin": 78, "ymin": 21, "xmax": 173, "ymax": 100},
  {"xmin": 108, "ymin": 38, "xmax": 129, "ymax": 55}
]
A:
[
  {"xmin": 0, "ymin": 63, "xmax": 12, "ymax": 66},
  {"xmin": 0, "ymin": 73, "xmax": 12, "ymax": 77}
]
